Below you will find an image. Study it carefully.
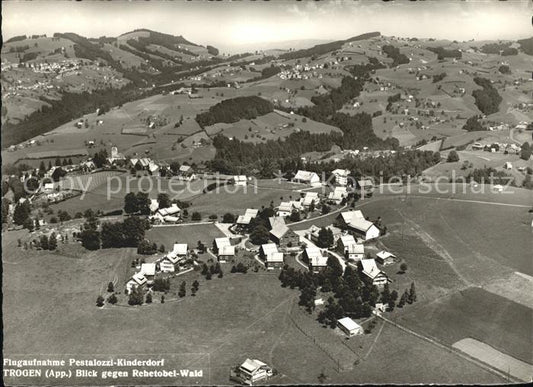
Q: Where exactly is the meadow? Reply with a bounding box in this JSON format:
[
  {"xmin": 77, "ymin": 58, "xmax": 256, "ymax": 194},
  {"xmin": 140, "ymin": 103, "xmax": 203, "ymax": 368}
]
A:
[
  {"xmin": 2, "ymin": 232, "xmax": 505, "ymax": 384},
  {"xmin": 393, "ymin": 287, "xmax": 533, "ymax": 364},
  {"xmin": 145, "ymin": 223, "xmax": 225, "ymax": 248}
]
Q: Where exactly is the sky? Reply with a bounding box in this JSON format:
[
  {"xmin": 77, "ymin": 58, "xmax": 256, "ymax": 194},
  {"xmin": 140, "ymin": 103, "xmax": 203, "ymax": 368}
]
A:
[{"xmin": 2, "ymin": 0, "xmax": 532, "ymax": 53}]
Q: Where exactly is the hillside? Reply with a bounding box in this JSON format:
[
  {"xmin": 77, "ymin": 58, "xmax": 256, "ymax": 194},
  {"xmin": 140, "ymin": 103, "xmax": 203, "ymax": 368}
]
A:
[{"xmin": 2, "ymin": 31, "xmax": 532, "ymax": 184}]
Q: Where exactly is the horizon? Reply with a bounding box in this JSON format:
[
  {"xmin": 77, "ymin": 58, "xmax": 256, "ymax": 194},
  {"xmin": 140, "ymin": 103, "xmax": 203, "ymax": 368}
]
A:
[{"xmin": 2, "ymin": 0, "xmax": 532, "ymax": 53}]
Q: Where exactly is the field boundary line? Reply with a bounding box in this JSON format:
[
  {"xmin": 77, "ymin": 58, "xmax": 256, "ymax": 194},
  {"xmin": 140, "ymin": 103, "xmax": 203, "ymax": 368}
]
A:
[{"xmin": 378, "ymin": 315, "xmax": 519, "ymax": 383}]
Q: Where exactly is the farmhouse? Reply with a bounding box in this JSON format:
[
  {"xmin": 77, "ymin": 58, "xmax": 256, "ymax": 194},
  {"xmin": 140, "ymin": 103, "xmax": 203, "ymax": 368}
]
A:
[
  {"xmin": 159, "ymin": 260, "xmax": 175, "ymax": 273},
  {"xmin": 376, "ymin": 250, "xmax": 396, "ymax": 266},
  {"xmin": 306, "ymin": 225, "xmax": 342, "ymax": 245},
  {"xmin": 277, "ymin": 201, "xmax": 302, "ymax": 217},
  {"xmin": 214, "ymin": 237, "xmax": 235, "ymax": 262},
  {"xmin": 337, "ymin": 235, "xmax": 364, "ymax": 261},
  {"xmin": 233, "ymin": 175, "xmax": 248, "ymax": 186},
  {"xmin": 332, "ymin": 169, "xmax": 350, "ymax": 186},
  {"xmin": 260, "ymin": 244, "xmax": 284, "ymax": 268},
  {"xmin": 293, "ymin": 170, "xmax": 321, "ymax": 186},
  {"xmin": 338, "ymin": 211, "xmax": 380, "ymax": 241},
  {"xmin": 166, "ymin": 243, "xmax": 188, "ymax": 264},
  {"xmin": 304, "ymin": 246, "xmax": 328, "ymax": 272},
  {"xmin": 158, "ymin": 204, "xmax": 181, "ymax": 219},
  {"xmin": 302, "ymin": 192, "xmax": 320, "ymax": 208},
  {"xmin": 236, "ymin": 208, "xmax": 259, "ymax": 228},
  {"xmin": 269, "ymin": 217, "xmax": 300, "ymax": 248},
  {"xmin": 337, "ymin": 317, "xmax": 363, "ymax": 337},
  {"xmin": 178, "ymin": 165, "xmax": 196, "ymax": 181},
  {"xmin": 360, "ymin": 259, "xmax": 390, "ymax": 287},
  {"xmin": 234, "ymin": 359, "xmax": 273, "ymax": 385},
  {"xmin": 140, "ymin": 263, "xmax": 156, "ymax": 285},
  {"xmin": 126, "ymin": 272, "xmax": 147, "ymax": 294},
  {"xmin": 328, "ymin": 186, "xmax": 348, "ymax": 204}
]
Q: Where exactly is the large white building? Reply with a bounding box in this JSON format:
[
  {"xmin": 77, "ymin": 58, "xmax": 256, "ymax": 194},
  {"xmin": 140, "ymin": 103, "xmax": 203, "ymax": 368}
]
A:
[{"xmin": 293, "ymin": 170, "xmax": 321, "ymax": 186}]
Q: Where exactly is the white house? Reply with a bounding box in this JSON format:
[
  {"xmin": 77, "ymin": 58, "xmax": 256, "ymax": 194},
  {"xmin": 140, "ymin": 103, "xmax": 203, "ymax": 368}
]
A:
[
  {"xmin": 167, "ymin": 243, "xmax": 188, "ymax": 264},
  {"xmin": 302, "ymin": 192, "xmax": 320, "ymax": 208},
  {"xmin": 277, "ymin": 201, "xmax": 300, "ymax": 217},
  {"xmin": 339, "ymin": 211, "xmax": 380, "ymax": 241},
  {"xmin": 236, "ymin": 359, "xmax": 273, "ymax": 384},
  {"xmin": 149, "ymin": 199, "xmax": 159, "ymax": 213},
  {"xmin": 42, "ymin": 182, "xmax": 55, "ymax": 194},
  {"xmin": 376, "ymin": 251, "xmax": 396, "ymax": 266},
  {"xmin": 332, "ymin": 169, "xmax": 350, "ymax": 186},
  {"xmin": 160, "ymin": 260, "xmax": 175, "ymax": 273},
  {"xmin": 361, "ymin": 259, "xmax": 390, "ymax": 287},
  {"xmin": 305, "ymin": 246, "xmax": 328, "ymax": 272},
  {"xmin": 328, "ymin": 186, "xmax": 348, "ymax": 204},
  {"xmin": 158, "ymin": 204, "xmax": 180, "ymax": 219},
  {"xmin": 337, "ymin": 317, "xmax": 363, "ymax": 337},
  {"xmin": 337, "ymin": 235, "xmax": 364, "ymax": 261},
  {"xmin": 214, "ymin": 237, "xmax": 235, "ymax": 262},
  {"xmin": 233, "ymin": 175, "xmax": 247, "ymax": 186},
  {"xmin": 293, "ymin": 170, "xmax": 321, "ymax": 186},
  {"xmin": 140, "ymin": 263, "xmax": 156, "ymax": 284},
  {"xmin": 236, "ymin": 208, "xmax": 259, "ymax": 227}
]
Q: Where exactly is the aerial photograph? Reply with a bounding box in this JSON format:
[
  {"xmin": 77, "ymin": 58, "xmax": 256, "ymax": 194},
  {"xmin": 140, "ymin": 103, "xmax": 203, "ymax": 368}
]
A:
[{"xmin": 1, "ymin": 0, "xmax": 532, "ymax": 385}]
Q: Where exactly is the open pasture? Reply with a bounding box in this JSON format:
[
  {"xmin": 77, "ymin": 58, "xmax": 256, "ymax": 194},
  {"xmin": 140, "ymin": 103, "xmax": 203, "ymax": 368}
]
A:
[
  {"xmin": 394, "ymin": 287, "xmax": 533, "ymax": 365},
  {"xmin": 1, "ymin": 235, "xmax": 505, "ymax": 384}
]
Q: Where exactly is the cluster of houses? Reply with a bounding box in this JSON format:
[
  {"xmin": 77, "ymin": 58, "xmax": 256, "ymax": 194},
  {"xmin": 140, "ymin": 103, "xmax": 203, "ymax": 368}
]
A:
[
  {"xmin": 126, "ymin": 242, "xmax": 189, "ymax": 293},
  {"xmin": 471, "ymin": 141, "xmax": 522, "ymax": 154}
]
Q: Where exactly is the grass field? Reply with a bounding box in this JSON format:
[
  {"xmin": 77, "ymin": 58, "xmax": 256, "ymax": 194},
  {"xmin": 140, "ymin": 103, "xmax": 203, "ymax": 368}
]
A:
[
  {"xmin": 2, "ymin": 231, "xmax": 505, "ymax": 384},
  {"xmin": 452, "ymin": 338, "xmax": 532, "ymax": 382},
  {"xmin": 145, "ymin": 223, "xmax": 225, "ymax": 248},
  {"xmin": 393, "ymin": 287, "xmax": 533, "ymax": 364}
]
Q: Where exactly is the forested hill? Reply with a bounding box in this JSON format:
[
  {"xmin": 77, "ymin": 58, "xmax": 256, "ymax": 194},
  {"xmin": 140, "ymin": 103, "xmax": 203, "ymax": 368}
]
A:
[
  {"xmin": 195, "ymin": 96, "xmax": 274, "ymax": 128},
  {"xmin": 279, "ymin": 32, "xmax": 381, "ymax": 60}
]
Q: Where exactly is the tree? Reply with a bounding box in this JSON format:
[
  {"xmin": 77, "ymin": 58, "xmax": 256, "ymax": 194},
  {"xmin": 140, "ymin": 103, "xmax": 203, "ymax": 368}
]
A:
[
  {"xmin": 124, "ymin": 192, "xmax": 138, "ymax": 214},
  {"xmin": 13, "ymin": 201, "xmax": 31, "ymax": 225},
  {"xmin": 159, "ymin": 244, "xmax": 165, "ymax": 253},
  {"xmin": 380, "ymin": 283, "xmax": 391, "ymax": 304},
  {"xmin": 321, "ymin": 204, "xmax": 331, "ymax": 215},
  {"xmin": 520, "ymin": 142, "xmax": 531, "ymax": 161},
  {"xmin": 408, "ymin": 282, "xmax": 417, "ymax": 304},
  {"xmin": 218, "ymin": 269, "xmax": 224, "ymax": 278},
  {"xmin": 192, "ymin": 280, "xmax": 200, "ymax": 291},
  {"xmin": 462, "ymin": 116, "xmax": 484, "ymax": 132},
  {"xmin": 146, "ymin": 293, "xmax": 152, "ymax": 303},
  {"xmin": 96, "ymin": 295, "xmax": 105, "ymax": 307},
  {"xmin": 289, "ymin": 210, "xmax": 301, "ymax": 222},
  {"xmin": 222, "ymin": 213, "xmax": 236, "ymax": 223},
  {"xmin": 23, "ymin": 217, "xmax": 35, "ymax": 231},
  {"xmin": 136, "ymin": 192, "xmax": 151, "ymax": 215},
  {"xmin": 48, "ymin": 232, "xmax": 58, "ymax": 250},
  {"xmin": 157, "ymin": 193, "xmax": 171, "ymax": 209},
  {"xmin": 128, "ymin": 287, "xmax": 144, "ymax": 305},
  {"xmin": 161, "ymin": 295, "xmax": 165, "ymax": 303},
  {"xmin": 209, "ymin": 214, "xmax": 218, "ymax": 221},
  {"xmin": 39, "ymin": 235, "xmax": 49, "ymax": 250},
  {"xmin": 399, "ymin": 262, "xmax": 408, "ymax": 273},
  {"xmin": 249, "ymin": 224, "xmax": 270, "ymax": 245},
  {"xmin": 447, "ymin": 150, "xmax": 459, "ymax": 162},
  {"xmin": 80, "ymin": 229, "xmax": 100, "ymax": 250},
  {"xmin": 107, "ymin": 293, "xmax": 117, "ymax": 304},
  {"xmin": 316, "ymin": 227, "xmax": 334, "ymax": 248},
  {"xmin": 178, "ymin": 281, "xmax": 186, "ymax": 297},
  {"xmin": 107, "ymin": 282, "xmax": 114, "ymax": 292},
  {"xmin": 206, "ymin": 271, "xmax": 212, "ymax": 280},
  {"xmin": 191, "ymin": 211, "xmax": 202, "ymax": 221},
  {"xmin": 398, "ymin": 291, "xmax": 408, "ymax": 308}
]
